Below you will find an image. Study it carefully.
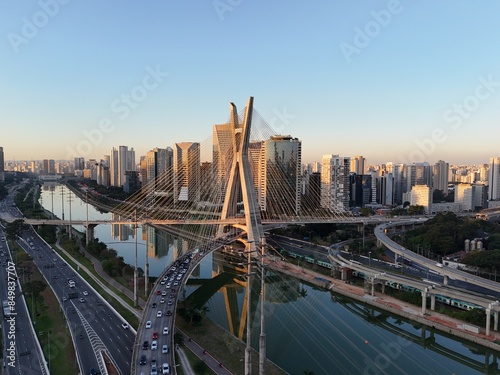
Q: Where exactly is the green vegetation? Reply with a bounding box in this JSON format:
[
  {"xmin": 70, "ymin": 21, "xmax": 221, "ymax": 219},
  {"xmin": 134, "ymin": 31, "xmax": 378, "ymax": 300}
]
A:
[
  {"xmin": 402, "ymin": 212, "xmax": 492, "ymax": 258},
  {"xmin": 86, "ymin": 239, "xmax": 137, "ymax": 281}
]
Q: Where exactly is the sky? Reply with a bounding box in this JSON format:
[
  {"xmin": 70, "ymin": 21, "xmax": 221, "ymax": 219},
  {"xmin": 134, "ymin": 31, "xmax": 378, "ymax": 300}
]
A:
[{"xmin": 1, "ymin": 1, "xmax": 500, "ymax": 166}]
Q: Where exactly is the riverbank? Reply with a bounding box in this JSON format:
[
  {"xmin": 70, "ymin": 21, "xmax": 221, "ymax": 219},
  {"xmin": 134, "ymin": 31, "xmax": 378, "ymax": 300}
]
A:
[{"xmin": 266, "ymin": 257, "xmax": 500, "ymax": 353}]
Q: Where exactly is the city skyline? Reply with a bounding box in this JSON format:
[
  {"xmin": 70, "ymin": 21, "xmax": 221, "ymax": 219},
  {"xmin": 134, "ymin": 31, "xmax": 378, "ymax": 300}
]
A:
[{"xmin": 1, "ymin": 2, "xmax": 500, "ymax": 164}]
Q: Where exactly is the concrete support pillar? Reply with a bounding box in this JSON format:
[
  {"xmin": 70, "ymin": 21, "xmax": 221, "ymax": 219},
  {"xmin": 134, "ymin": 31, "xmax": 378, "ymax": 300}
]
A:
[
  {"xmin": 381, "ymin": 283, "xmax": 385, "ymax": 294},
  {"xmin": 494, "ymin": 311, "xmax": 498, "ymax": 332},
  {"xmin": 443, "ymin": 275, "xmax": 449, "ymax": 285},
  {"xmin": 85, "ymin": 224, "xmax": 97, "ymax": 245},
  {"xmin": 371, "ymin": 282, "xmax": 375, "ymax": 296},
  {"xmin": 421, "ymin": 288, "xmax": 427, "ymax": 314},
  {"xmin": 486, "ymin": 309, "xmax": 491, "ymax": 336},
  {"xmin": 430, "ymin": 294, "xmax": 435, "ymax": 311},
  {"xmin": 340, "ymin": 268, "xmax": 347, "ymax": 281}
]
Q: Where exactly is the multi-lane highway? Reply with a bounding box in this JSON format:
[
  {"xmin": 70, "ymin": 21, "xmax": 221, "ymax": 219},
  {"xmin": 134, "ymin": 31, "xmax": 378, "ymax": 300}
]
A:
[
  {"xmin": 1, "ymin": 186, "xmax": 136, "ymax": 375},
  {"xmin": 132, "ymin": 254, "xmax": 196, "ymax": 375},
  {"xmin": 18, "ymin": 224, "xmax": 136, "ymax": 374},
  {"xmin": 0, "ymin": 227, "xmax": 48, "ymax": 375}
]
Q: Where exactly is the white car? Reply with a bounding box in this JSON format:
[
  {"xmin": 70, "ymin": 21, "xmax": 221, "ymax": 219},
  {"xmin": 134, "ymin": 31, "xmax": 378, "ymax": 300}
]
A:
[
  {"xmin": 151, "ymin": 340, "xmax": 157, "ymax": 350},
  {"xmin": 145, "ymin": 321, "xmax": 152, "ymax": 329},
  {"xmin": 162, "ymin": 363, "xmax": 170, "ymax": 374},
  {"xmin": 156, "ymin": 310, "xmax": 162, "ymax": 318},
  {"xmin": 162, "ymin": 327, "xmax": 169, "ymax": 335},
  {"xmin": 121, "ymin": 323, "xmax": 129, "ymax": 330},
  {"xmin": 162, "ymin": 344, "xmax": 168, "ymax": 354},
  {"xmin": 82, "ymin": 291, "xmax": 89, "ymax": 296}
]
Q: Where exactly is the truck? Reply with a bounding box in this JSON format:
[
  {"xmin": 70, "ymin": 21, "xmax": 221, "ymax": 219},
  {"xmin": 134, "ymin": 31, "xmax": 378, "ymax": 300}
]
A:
[{"xmin": 67, "ymin": 279, "xmax": 75, "ymax": 288}]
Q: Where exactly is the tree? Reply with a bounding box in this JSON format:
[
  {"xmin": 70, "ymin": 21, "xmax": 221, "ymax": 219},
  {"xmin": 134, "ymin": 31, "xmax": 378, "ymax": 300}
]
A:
[
  {"xmin": 5, "ymin": 219, "xmax": 25, "ymax": 240},
  {"xmin": 23, "ymin": 280, "xmax": 46, "ymax": 301},
  {"xmin": 359, "ymin": 207, "xmax": 374, "ymax": 217},
  {"xmin": 407, "ymin": 205, "xmax": 425, "ymax": 215}
]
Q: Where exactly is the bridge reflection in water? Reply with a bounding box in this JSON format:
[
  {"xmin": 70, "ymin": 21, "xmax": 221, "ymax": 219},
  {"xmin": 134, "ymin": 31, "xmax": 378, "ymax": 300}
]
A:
[{"xmin": 181, "ymin": 249, "xmax": 500, "ymax": 375}]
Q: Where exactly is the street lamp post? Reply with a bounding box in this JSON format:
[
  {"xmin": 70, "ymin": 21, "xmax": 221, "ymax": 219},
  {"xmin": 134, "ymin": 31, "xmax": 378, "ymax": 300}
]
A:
[
  {"xmin": 39, "ymin": 330, "xmax": 51, "ymax": 370},
  {"xmin": 259, "ymin": 237, "xmax": 266, "ymax": 375},
  {"xmin": 245, "ymin": 242, "xmax": 253, "ymax": 375}
]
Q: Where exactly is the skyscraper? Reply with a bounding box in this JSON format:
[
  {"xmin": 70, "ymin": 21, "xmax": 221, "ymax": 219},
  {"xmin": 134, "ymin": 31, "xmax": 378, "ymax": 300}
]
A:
[
  {"xmin": 433, "ymin": 160, "xmax": 449, "ymax": 195},
  {"xmin": 321, "ymin": 154, "xmax": 350, "ymax": 213},
  {"xmin": 489, "ymin": 157, "xmax": 500, "ymax": 201},
  {"xmin": 110, "ymin": 146, "xmax": 135, "ymax": 187},
  {"xmin": 350, "ymin": 155, "xmax": 366, "ymax": 175},
  {"xmin": 145, "ymin": 147, "xmax": 173, "ymax": 193},
  {"xmin": 212, "ymin": 123, "xmax": 233, "ymax": 201},
  {"xmin": 258, "ymin": 135, "xmax": 302, "ymax": 217},
  {"xmin": 173, "ymin": 142, "xmax": 200, "ymax": 202}
]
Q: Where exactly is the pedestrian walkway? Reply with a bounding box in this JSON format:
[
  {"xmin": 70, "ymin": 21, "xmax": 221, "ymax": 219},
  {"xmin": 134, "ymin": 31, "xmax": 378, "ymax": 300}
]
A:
[{"xmin": 177, "ymin": 329, "xmax": 234, "ymax": 375}]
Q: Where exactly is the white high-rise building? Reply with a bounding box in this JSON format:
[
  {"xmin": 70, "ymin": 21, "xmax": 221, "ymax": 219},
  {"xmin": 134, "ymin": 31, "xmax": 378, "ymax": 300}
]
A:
[
  {"xmin": 320, "ymin": 154, "xmax": 350, "ymax": 212},
  {"xmin": 488, "ymin": 157, "xmax": 500, "ymax": 201},
  {"xmin": 455, "ymin": 183, "xmax": 474, "ymax": 211},
  {"xmin": 410, "ymin": 184, "xmax": 432, "ymax": 214}
]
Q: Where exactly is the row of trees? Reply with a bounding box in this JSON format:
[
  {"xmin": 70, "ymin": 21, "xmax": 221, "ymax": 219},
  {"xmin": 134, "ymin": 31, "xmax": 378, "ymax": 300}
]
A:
[{"xmin": 86, "ymin": 238, "xmax": 136, "ymax": 278}]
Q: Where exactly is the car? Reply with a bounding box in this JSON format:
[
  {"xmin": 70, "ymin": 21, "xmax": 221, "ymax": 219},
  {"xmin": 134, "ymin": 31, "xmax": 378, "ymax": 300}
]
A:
[
  {"xmin": 63, "ymin": 296, "xmax": 68, "ymax": 302},
  {"xmin": 145, "ymin": 321, "xmax": 152, "ymax": 329},
  {"xmin": 161, "ymin": 344, "xmax": 168, "ymax": 354},
  {"xmin": 139, "ymin": 354, "xmax": 147, "ymax": 365},
  {"xmin": 160, "ymin": 280, "xmax": 166, "ymax": 285},
  {"xmin": 151, "ymin": 368, "xmax": 158, "ymax": 375},
  {"xmin": 83, "ymin": 291, "xmax": 89, "ymax": 296},
  {"xmin": 122, "ymin": 323, "xmax": 129, "ymax": 330},
  {"xmin": 160, "ymin": 298, "xmax": 165, "ymax": 304},
  {"xmin": 162, "ymin": 327, "xmax": 169, "ymax": 335},
  {"xmin": 142, "ymin": 340, "xmax": 149, "ymax": 350},
  {"xmin": 173, "ymin": 281, "xmax": 179, "ymax": 286},
  {"xmin": 79, "ymin": 298, "xmax": 85, "ymax": 303},
  {"xmin": 167, "ymin": 299, "xmax": 173, "ymax": 306},
  {"xmin": 152, "ymin": 331, "xmax": 158, "ymax": 339},
  {"xmin": 151, "ymin": 340, "xmax": 157, "ymax": 350},
  {"xmin": 53, "ymin": 275, "xmax": 58, "ymax": 279},
  {"xmin": 156, "ymin": 290, "xmax": 161, "ymax": 295},
  {"xmin": 151, "ymin": 302, "xmax": 157, "ymax": 308},
  {"xmin": 161, "ymin": 291, "xmax": 167, "ymax": 296},
  {"xmin": 90, "ymin": 368, "xmax": 96, "ymax": 375},
  {"xmin": 165, "ymin": 310, "xmax": 172, "ymax": 317},
  {"xmin": 162, "ymin": 363, "xmax": 170, "ymax": 374},
  {"xmin": 156, "ymin": 310, "xmax": 162, "ymax": 318}
]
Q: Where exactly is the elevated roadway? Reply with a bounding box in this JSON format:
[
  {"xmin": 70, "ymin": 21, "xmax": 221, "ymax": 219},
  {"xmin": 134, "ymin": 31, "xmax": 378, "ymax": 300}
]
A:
[
  {"xmin": 329, "ymin": 253, "xmax": 500, "ymax": 334},
  {"xmin": 375, "ymin": 221, "xmax": 500, "ymax": 296}
]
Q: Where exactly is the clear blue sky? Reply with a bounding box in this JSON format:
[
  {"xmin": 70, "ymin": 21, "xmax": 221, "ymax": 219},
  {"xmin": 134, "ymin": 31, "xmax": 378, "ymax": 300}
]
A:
[{"xmin": 1, "ymin": 1, "xmax": 499, "ymax": 165}]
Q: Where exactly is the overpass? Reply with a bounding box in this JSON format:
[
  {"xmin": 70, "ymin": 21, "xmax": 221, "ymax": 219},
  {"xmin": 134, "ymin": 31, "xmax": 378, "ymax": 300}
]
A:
[{"xmin": 374, "ymin": 220, "xmax": 500, "ymax": 296}]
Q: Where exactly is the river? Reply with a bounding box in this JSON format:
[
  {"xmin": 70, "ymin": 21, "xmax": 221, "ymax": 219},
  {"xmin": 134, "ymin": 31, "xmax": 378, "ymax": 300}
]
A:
[{"xmin": 40, "ymin": 184, "xmax": 500, "ymax": 375}]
